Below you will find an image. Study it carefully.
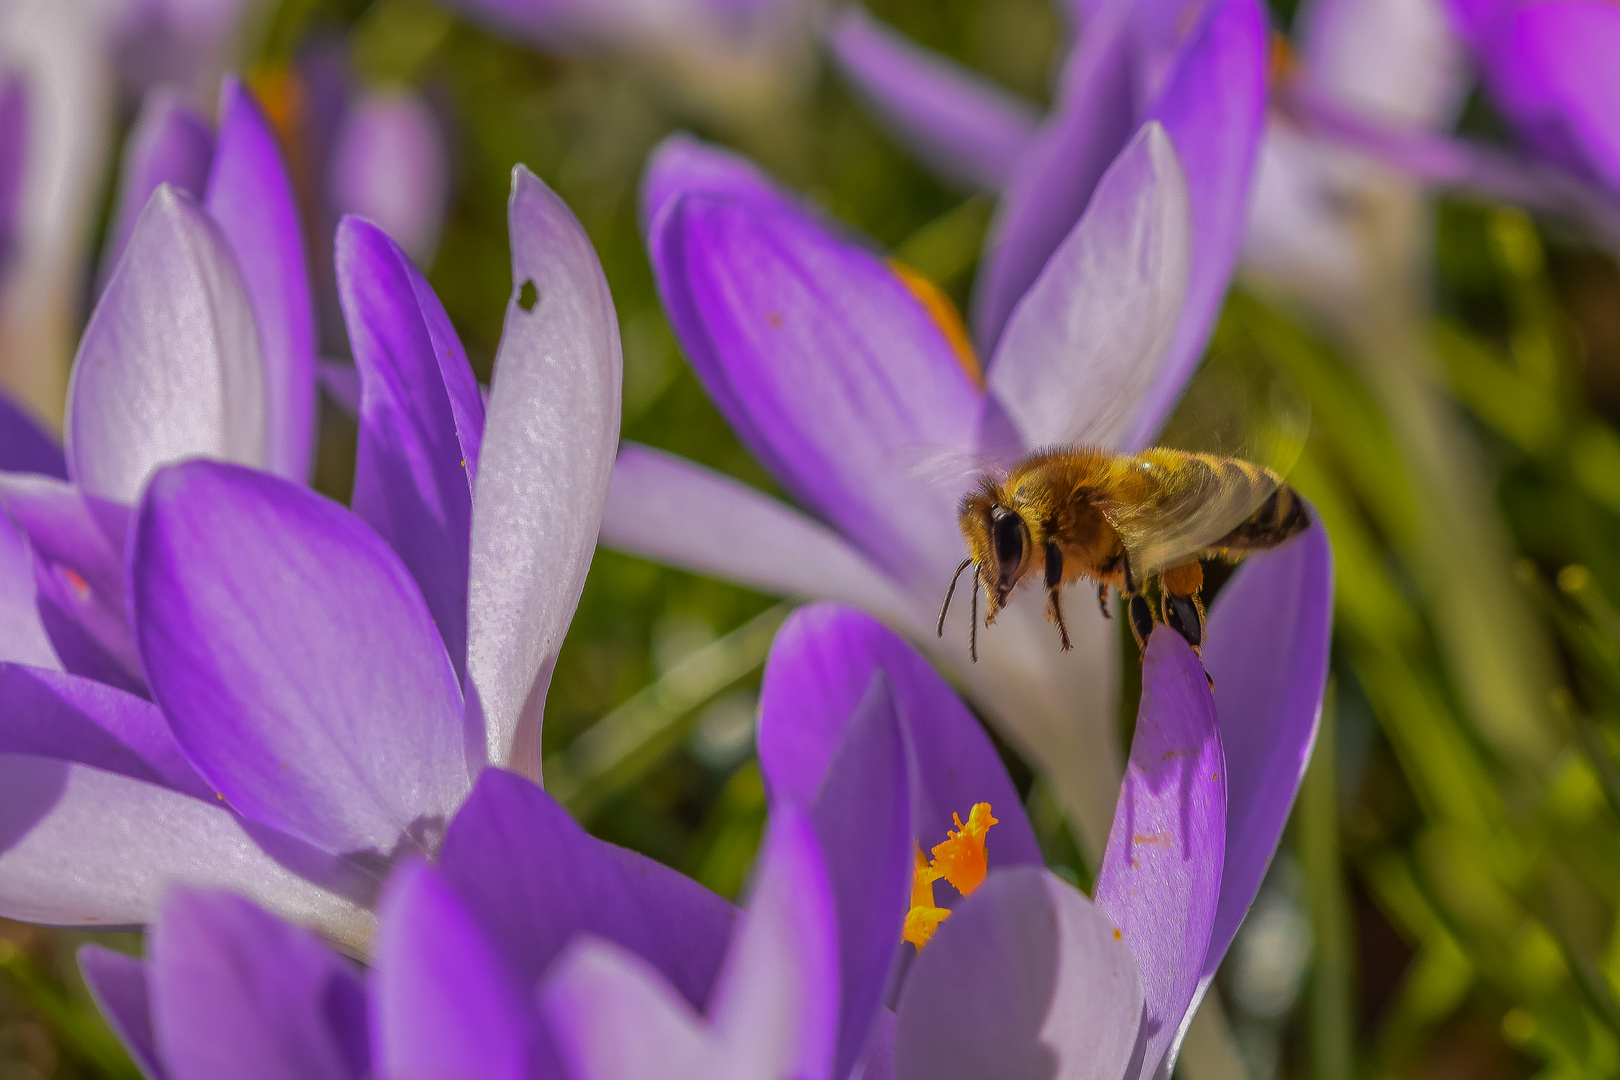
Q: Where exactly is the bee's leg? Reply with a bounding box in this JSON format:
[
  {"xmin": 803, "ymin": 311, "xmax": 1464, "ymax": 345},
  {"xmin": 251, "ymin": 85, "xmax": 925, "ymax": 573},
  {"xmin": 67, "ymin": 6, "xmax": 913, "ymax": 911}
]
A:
[
  {"xmin": 1160, "ymin": 561, "xmax": 1208, "ymax": 657},
  {"xmin": 1096, "ymin": 583, "xmax": 1111, "ymax": 620},
  {"xmin": 1043, "ymin": 540, "xmax": 1071, "ymax": 651},
  {"xmin": 1128, "ymin": 595, "xmax": 1155, "ymax": 652}
]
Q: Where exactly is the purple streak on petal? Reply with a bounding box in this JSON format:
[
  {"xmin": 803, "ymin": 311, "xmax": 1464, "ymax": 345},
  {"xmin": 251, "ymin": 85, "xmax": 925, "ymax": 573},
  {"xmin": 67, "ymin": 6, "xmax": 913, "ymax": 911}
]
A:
[
  {"xmin": 972, "ymin": 0, "xmax": 1136, "ymax": 356},
  {"xmin": 1094, "ymin": 631, "xmax": 1225, "ymax": 1079},
  {"xmin": 131, "ymin": 461, "xmax": 473, "ymax": 861},
  {"xmin": 80, "ymin": 946, "xmax": 167, "ymax": 1080},
  {"xmin": 438, "ymin": 768, "xmax": 734, "ymax": 1010},
  {"xmin": 601, "ymin": 445, "xmax": 918, "ymax": 625},
  {"xmin": 650, "ymin": 186, "xmax": 977, "ymax": 585},
  {"xmin": 826, "ymin": 8, "xmax": 1040, "ymax": 192},
  {"xmin": 318, "ymin": 360, "xmax": 362, "ymax": 418},
  {"xmin": 0, "ymin": 664, "xmax": 209, "ymax": 798},
  {"xmin": 1122, "ymin": 0, "xmax": 1269, "ymax": 449},
  {"xmin": 0, "ymin": 512, "xmax": 59, "ymax": 668},
  {"xmin": 0, "ymin": 391, "xmax": 67, "ymax": 479},
  {"xmin": 1479, "ymin": 2, "xmax": 1620, "ymax": 194},
  {"xmin": 640, "ymin": 134, "xmax": 798, "ymax": 238},
  {"xmin": 373, "ymin": 861, "xmax": 536, "ymax": 1080},
  {"xmin": 892, "ymin": 868, "xmax": 1144, "ymax": 1080},
  {"xmin": 759, "ymin": 604, "xmax": 1040, "ymax": 867},
  {"xmin": 328, "ymin": 92, "xmax": 450, "ymax": 265},
  {"xmin": 0, "ymin": 73, "xmax": 25, "ymax": 267},
  {"xmin": 1202, "ymin": 525, "xmax": 1332, "ymax": 971},
  {"xmin": 205, "ymin": 76, "xmax": 317, "ymax": 483},
  {"xmin": 0, "ymin": 475, "xmax": 142, "ymax": 693},
  {"xmin": 986, "ymin": 122, "xmax": 1191, "ymax": 453},
  {"xmin": 66, "ymin": 186, "xmax": 266, "ymax": 502},
  {"xmin": 102, "ymin": 90, "xmax": 214, "ymax": 286},
  {"xmin": 798, "ymin": 674, "xmax": 911, "ymax": 1080},
  {"xmin": 149, "ymin": 889, "xmax": 369, "ymax": 1080},
  {"xmin": 338, "ymin": 216, "xmax": 483, "ymax": 679},
  {"xmin": 541, "ymin": 938, "xmax": 710, "ymax": 1080},
  {"xmin": 465, "ymin": 167, "xmax": 622, "ymax": 776},
  {"xmin": 0, "ymin": 755, "xmax": 369, "ymax": 943}
]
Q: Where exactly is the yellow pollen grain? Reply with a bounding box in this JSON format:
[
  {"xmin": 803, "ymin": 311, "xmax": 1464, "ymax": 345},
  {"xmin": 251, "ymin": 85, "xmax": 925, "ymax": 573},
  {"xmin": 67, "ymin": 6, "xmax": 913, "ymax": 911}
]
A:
[
  {"xmin": 889, "ymin": 261, "xmax": 983, "ymax": 390},
  {"xmin": 930, "ymin": 803, "xmax": 998, "ymax": 897}
]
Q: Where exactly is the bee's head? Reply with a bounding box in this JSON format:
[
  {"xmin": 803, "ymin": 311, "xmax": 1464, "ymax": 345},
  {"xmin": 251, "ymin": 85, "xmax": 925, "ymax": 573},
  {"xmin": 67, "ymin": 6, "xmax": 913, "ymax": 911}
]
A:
[{"xmin": 957, "ymin": 484, "xmax": 1033, "ymax": 618}]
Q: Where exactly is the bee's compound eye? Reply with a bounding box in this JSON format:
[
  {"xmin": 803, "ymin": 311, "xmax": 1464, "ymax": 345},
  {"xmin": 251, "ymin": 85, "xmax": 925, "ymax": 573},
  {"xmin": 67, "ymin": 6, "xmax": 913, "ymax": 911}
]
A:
[{"xmin": 992, "ymin": 511, "xmax": 1026, "ymax": 573}]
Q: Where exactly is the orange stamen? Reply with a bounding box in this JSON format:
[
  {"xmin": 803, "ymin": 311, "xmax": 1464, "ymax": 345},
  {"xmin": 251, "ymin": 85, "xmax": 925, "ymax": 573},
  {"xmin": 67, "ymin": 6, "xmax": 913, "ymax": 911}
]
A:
[
  {"xmin": 889, "ymin": 261, "xmax": 983, "ymax": 390},
  {"xmin": 903, "ymin": 846, "xmax": 952, "ymax": 949},
  {"xmin": 930, "ymin": 803, "xmax": 998, "ymax": 897}
]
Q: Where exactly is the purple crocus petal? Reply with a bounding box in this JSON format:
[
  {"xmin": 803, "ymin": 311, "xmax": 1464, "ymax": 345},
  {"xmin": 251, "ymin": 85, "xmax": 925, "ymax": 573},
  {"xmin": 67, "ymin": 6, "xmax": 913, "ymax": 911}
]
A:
[
  {"xmin": 601, "ymin": 445, "xmax": 918, "ymax": 627},
  {"xmin": 131, "ymin": 460, "xmax": 473, "ymax": 861},
  {"xmin": 80, "ymin": 946, "xmax": 166, "ymax": 1080},
  {"xmin": 0, "ymin": 474, "xmax": 141, "ymax": 692},
  {"xmin": 338, "ymin": 216, "xmax": 484, "ymax": 679},
  {"xmin": 0, "ymin": 391, "xmax": 67, "ymax": 478},
  {"xmin": 986, "ymin": 122, "xmax": 1190, "ymax": 453},
  {"xmin": 1300, "ymin": 0, "xmax": 1466, "ymax": 128},
  {"xmin": 972, "ymin": 0, "xmax": 1135, "ymax": 355},
  {"xmin": 438, "ymin": 768, "xmax": 735, "ymax": 1009},
  {"xmin": 0, "ymin": 512, "xmax": 58, "ymax": 668},
  {"xmin": 0, "ymin": 72, "xmax": 24, "ymax": 265},
  {"xmin": 328, "ymin": 92, "xmax": 450, "ymax": 265},
  {"xmin": 544, "ymin": 806, "xmax": 840, "ymax": 1080},
  {"xmin": 640, "ymin": 133, "xmax": 796, "ymax": 236},
  {"xmin": 205, "ymin": 76, "xmax": 317, "ymax": 483},
  {"xmin": 758, "ymin": 603, "xmax": 1042, "ymax": 869},
  {"xmin": 1094, "ymin": 631, "xmax": 1225, "ymax": 1080},
  {"xmin": 826, "ymin": 8, "xmax": 1040, "ymax": 192},
  {"xmin": 148, "ymin": 889, "xmax": 369, "ymax": 1080},
  {"xmin": 1482, "ymin": 1, "xmax": 1620, "ymax": 194},
  {"xmin": 0, "ymin": 756, "xmax": 368, "ymax": 942},
  {"xmin": 65, "ymin": 185, "xmax": 266, "ymax": 502},
  {"xmin": 465, "ymin": 167, "xmax": 622, "ymax": 776},
  {"xmin": 0, "ymin": 664, "xmax": 209, "ymax": 797},
  {"xmin": 1201, "ymin": 526, "xmax": 1333, "ymax": 974},
  {"xmin": 1121, "ymin": 0, "xmax": 1268, "ymax": 449},
  {"xmin": 102, "ymin": 90, "xmax": 214, "ymax": 285},
  {"xmin": 318, "ymin": 360, "xmax": 362, "ymax": 418},
  {"xmin": 892, "ymin": 867, "xmax": 1144, "ymax": 1080},
  {"xmin": 650, "ymin": 175, "xmax": 978, "ymax": 586},
  {"xmin": 373, "ymin": 861, "xmax": 535, "ymax": 1080}
]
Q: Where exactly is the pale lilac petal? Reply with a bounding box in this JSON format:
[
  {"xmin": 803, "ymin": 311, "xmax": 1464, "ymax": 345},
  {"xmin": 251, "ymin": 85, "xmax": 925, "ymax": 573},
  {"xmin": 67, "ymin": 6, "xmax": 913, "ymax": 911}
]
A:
[
  {"xmin": 338, "ymin": 216, "xmax": 483, "ymax": 677},
  {"xmin": 892, "ymin": 867, "xmax": 1144, "ymax": 1080},
  {"xmin": 0, "ymin": 755, "xmax": 369, "ymax": 944},
  {"xmin": 859, "ymin": 1010, "xmax": 896, "ymax": 1080},
  {"xmin": 149, "ymin": 889, "xmax": 368, "ymax": 1080},
  {"xmin": 65, "ymin": 185, "xmax": 265, "ymax": 502},
  {"xmin": 600, "ymin": 445, "xmax": 918, "ymax": 627},
  {"xmin": 102, "ymin": 90, "xmax": 214, "ymax": 284},
  {"xmin": 1122, "ymin": 0, "xmax": 1268, "ymax": 448},
  {"xmin": 438, "ymin": 768, "xmax": 734, "ymax": 1009},
  {"xmin": 1202, "ymin": 525, "xmax": 1333, "ymax": 970},
  {"xmin": 649, "ymin": 160, "xmax": 978, "ymax": 584},
  {"xmin": 465, "ymin": 167, "xmax": 622, "ymax": 775},
  {"xmin": 328, "ymin": 92, "xmax": 450, "ymax": 265},
  {"xmin": 0, "ymin": 511, "xmax": 58, "ymax": 668},
  {"xmin": 1094, "ymin": 631, "xmax": 1225, "ymax": 1079},
  {"xmin": 80, "ymin": 946, "xmax": 166, "ymax": 1080},
  {"xmin": 0, "ymin": 664, "xmax": 209, "ymax": 798},
  {"xmin": 318, "ymin": 360, "xmax": 361, "ymax": 417},
  {"xmin": 205, "ymin": 77, "xmax": 317, "ymax": 482},
  {"xmin": 640, "ymin": 134, "xmax": 796, "ymax": 236},
  {"xmin": 986, "ymin": 122, "xmax": 1191, "ymax": 453},
  {"xmin": 757, "ymin": 603, "xmax": 1041, "ymax": 868},
  {"xmin": 1300, "ymin": 0, "xmax": 1466, "ymax": 129},
  {"xmin": 0, "ymin": 390, "xmax": 66, "ymax": 478},
  {"xmin": 131, "ymin": 461, "xmax": 472, "ymax": 862},
  {"xmin": 972, "ymin": 0, "xmax": 1136, "ymax": 354},
  {"xmin": 0, "ymin": 474, "xmax": 140, "ymax": 692},
  {"xmin": 541, "ymin": 939, "xmax": 710, "ymax": 1080},
  {"xmin": 373, "ymin": 861, "xmax": 536, "ymax": 1080},
  {"xmin": 826, "ymin": 8, "xmax": 1040, "ymax": 192}
]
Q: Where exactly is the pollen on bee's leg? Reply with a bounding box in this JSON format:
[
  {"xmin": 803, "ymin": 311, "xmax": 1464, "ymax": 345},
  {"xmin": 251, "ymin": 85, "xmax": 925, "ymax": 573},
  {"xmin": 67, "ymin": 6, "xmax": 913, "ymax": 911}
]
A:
[{"xmin": 930, "ymin": 803, "xmax": 998, "ymax": 897}]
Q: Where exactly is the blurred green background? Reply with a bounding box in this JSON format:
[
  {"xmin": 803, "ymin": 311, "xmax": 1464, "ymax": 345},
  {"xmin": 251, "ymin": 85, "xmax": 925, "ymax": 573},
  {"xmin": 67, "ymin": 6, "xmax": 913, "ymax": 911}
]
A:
[{"xmin": 8, "ymin": 0, "xmax": 1620, "ymax": 1076}]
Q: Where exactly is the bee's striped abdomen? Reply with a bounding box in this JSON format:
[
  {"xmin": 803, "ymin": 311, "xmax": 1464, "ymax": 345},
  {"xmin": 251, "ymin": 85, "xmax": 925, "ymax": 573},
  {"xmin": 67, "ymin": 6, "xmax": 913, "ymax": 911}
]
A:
[{"xmin": 1211, "ymin": 482, "xmax": 1310, "ymax": 551}]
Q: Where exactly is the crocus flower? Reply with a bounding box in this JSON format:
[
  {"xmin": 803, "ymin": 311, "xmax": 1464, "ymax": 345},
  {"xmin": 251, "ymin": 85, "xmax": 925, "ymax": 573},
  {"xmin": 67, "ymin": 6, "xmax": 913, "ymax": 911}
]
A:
[
  {"xmin": 0, "ymin": 166, "xmax": 621, "ymax": 947},
  {"xmin": 602, "ymin": 124, "xmax": 1222, "ymax": 855}
]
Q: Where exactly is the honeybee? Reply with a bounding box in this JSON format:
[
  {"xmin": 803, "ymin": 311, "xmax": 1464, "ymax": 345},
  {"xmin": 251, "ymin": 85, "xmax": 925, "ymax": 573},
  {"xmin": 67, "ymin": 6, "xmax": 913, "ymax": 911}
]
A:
[{"xmin": 938, "ymin": 447, "xmax": 1310, "ymax": 660}]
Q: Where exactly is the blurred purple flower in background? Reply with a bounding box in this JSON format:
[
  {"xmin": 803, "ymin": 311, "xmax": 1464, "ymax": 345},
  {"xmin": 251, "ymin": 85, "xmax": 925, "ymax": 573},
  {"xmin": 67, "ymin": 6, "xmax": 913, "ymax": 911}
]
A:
[{"xmin": 0, "ymin": 163, "xmax": 620, "ymax": 946}]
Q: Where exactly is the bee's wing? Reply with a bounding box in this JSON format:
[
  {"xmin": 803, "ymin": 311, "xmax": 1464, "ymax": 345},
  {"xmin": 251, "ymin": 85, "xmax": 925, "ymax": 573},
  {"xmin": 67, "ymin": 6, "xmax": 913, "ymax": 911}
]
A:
[
  {"xmin": 1100, "ymin": 451, "xmax": 1283, "ymax": 577},
  {"xmin": 1154, "ymin": 336, "xmax": 1310, "ymax": 479},
  {"xmin": 889, "ymin": 442, "xmax": 1009, "ymax": 498}
]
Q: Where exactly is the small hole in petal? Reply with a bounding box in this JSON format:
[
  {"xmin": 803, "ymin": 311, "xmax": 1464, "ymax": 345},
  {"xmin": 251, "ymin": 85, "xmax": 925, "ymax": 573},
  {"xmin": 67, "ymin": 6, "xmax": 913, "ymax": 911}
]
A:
[{"xmin": 517, "ymin": 279, "xmax": 539, "ymax": 312}]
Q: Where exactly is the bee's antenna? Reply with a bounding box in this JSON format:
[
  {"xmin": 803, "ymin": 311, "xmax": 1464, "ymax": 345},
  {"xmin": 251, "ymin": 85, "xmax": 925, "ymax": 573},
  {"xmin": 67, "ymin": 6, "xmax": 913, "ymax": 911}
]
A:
[
  {"xmin": 938, "ymin": 557, "xmax": 973, "ymax": 638},
  {"xmin": 970, "ymin": 572, "xmax": 980, "ymax": 663}
]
